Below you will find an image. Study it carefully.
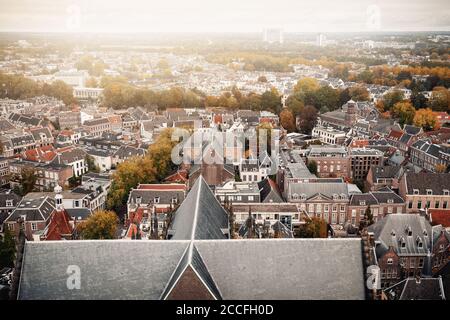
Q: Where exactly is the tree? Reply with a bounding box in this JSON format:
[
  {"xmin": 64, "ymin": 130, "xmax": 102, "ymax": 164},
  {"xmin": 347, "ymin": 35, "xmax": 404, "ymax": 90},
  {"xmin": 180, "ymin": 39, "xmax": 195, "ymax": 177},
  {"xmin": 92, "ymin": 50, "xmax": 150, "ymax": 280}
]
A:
[
  {"xmin": 0, "ymin": 228, "xmax": 16, "ymax": 268},
  {"xmin": 42, "ymin": 80, "xmax": 76, "ymax": 105},
  {"xmin": 411, "ymin": 91, "xmax": 428, "ymax": 109},
  {"xmin": 106, "ymin": 129, "xmax": 176, "ymax": 213},
  {"xmin": 382, "ymin": 90, "xmax": 405, "ymax": 111},
  {"xmin": 297, "ymin": 105, "xmax": 318, "ymax": 134},
  {"xmin": 413, "ymin": 108, "xmax": 439, "ymax": 131},
  {"xmin": 279, "ymin": 109, "xmax": 296, "ymax": 132},
  {"xmin": 428, "ymin": 87, "xmax": 449, "ymax": 112},
  {"xmin": 307, "ymin": 160, "xmax": 318, "ymax": 175},
  {"xmin": 260, "ymin": 88, "xmax": 281, "ymax": 114},
  {"xmin": 392, "ymin": 101, "xmax": 416, "ymax": 126},
  {"xmin": 19, "ymin": 166, "xmax": 37, "ymax": 195},
  {"xmin": 349, "ymin": 85, "xmax": 370, "ymax": 101},
  {"xmin": 435, "ymin": 164, "xmax": 447, "ymax": 173},
  {"xmin": 258, "ymin": 75, "xmax": 268, "ymax": 83},
  {"xmin": 147, "ymin": 128, "xmax": 178, "ymax": 180},
  {"xmin": 294, "ymin": 78, "xmax": 320, "ymax": 95},
  {"xmin": 78, "ymin": 210, "xmax": 119, "ymax": 240},
  {"xmin": 359, "ymin": 205, "xmax": 374, "ymax": 231},
  {"xmin": 107, "ymin": 156, "xmax": 156, "ymax": 214},
  {"xmin": 297, "ymin": 217, "xmax": 327, "ymax": 238},
  {"xmin": 85, "ymin": 155, "xmax": 99, "ymax": 173}
]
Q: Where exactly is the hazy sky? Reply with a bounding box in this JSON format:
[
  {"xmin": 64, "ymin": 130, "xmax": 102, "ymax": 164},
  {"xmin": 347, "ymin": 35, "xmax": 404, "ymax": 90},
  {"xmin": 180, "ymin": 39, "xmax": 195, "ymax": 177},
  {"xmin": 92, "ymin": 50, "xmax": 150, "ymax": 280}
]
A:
[{"xmin": 0, "ymin": 0, "xmax": 449, "ymax": 33}]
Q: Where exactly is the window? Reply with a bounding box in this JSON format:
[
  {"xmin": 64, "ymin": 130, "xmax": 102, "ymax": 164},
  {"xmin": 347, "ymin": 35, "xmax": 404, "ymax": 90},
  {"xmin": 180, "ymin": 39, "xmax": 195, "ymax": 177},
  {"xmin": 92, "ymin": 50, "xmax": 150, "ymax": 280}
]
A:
[
  {"xmin": 426, "ymin": 189, "xmax": 432, "ymax": 195},
  {"xmin": 444, "ymin": 189, "xmax": 449, "ymax": 196},
  {"xmin": 426, "ymin": 201, "xmax": 430, "ymax": 208},
  {"xmin": 154, "ymin": 197, "xmax": 160, "ymax": 204},
  {"xmin": 340, "ymin": 205, "xmax": 345, "ymax": 212},
  {"xmin": 5, "ymin": 200, "xmax": 13, "ymax": 207},
  {"xmin": 435, "ymin": 201, "xmax": 440, "ymax": 209},
  {"xmin": 417, "ymin": 201, "xmax": 422, "ymax": 209},
  {"xmin": 248, "ymin": 196, "xmax": 254, "ymax": 201},
  {"xmin": 408, "ymin": 201, "xmax": 413, "ymax": 209},
  {"xmin": 31, "ymin": 222, "xmax": 37, "ymax": 231},
  {"xmin": 171, "ymin": 197, "xmax": 178, "ymax": 204},
  {"xmin": 444, "ymin": 201, "xmax": 448, "ymax": 209},
  {"xmin": 388, "ymin": 206, "xmax": 393, "ymax": 214},
  {"xmin": 387, "ymin": 258, "xmax": 393, "ymax": 265},
  {"xmin": 413, "ymin": 189, "xmax": 419, "ymax": 195}
]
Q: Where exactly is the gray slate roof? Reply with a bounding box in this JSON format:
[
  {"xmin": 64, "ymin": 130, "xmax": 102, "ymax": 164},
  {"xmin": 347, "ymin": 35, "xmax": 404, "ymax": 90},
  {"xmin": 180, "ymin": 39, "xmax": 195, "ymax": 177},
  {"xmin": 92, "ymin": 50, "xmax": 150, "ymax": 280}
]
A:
[
  {"xmin": 169, "ymin": 176, "xmax": 229, "ymax": 240},
  {"xmin": 405, "ymin": 173, "xmax": 450, "ymax": 195},
  {"xmin": 368, "ymin": 214, "xmax": 440, "ymax": 260},
  {"xmin": 19, "ymin": 238, "xmax": 366, "ymax": 300}
]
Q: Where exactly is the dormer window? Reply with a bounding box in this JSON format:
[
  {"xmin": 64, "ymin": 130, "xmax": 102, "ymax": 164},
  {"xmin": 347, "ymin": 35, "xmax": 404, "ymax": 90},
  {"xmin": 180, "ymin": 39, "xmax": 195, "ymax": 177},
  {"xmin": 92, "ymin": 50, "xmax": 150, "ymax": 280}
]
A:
[
  {"xmin": 5, "ymin": 200, "xmax": 13, "ymax": 207},
  {"xmin": 171, "ymin": 197, "xmax": 178, "ymax": 204},
  {"xmin": 391, "ymin": 230, "xmax": 396, "ymax": 237},
  {"xmin": 399, "ymin": 237, "xmax": 406, "ymax": 248},
  {"xmin": 300, "ymin": 194, "xmax": 306, "ymax": 201},
  {"xmin": 154, "ymin": 197, "xmax": 160, "ymax": 204},
  {"xmin": 292, "ymin": 193, "xmax": 299, "ymax": 200},
  {"xmin": 360, "ymin": 200, "xmax": 366, "ymax": 206},
  {"xmin": 405, "ymin": 226, "xmax": 412, "ymax": 236},
  {"xmin": 444, "ymin": 189, "xmax": 449, "ymax": 196},
  {"xmin": 423, "ymin": 230, "xmax": 428, "ymax": 237},
  {"xmin": 387, "ymin": 258, "xmax": 393, "ymax": 265},
  {"xmin": 413, "ymin": 189, "xmax": 419, "ymax": 195},
  {"xmin": 416, "ymin": 237, "xmax": 423, "ymax": 248},
  {"xmin": 426, "ymin": 189, "xmax": 432, "ymax": 196},
  {"xmin": 387, "ymin": 199, "xmax": 394, "ymax": 204}
]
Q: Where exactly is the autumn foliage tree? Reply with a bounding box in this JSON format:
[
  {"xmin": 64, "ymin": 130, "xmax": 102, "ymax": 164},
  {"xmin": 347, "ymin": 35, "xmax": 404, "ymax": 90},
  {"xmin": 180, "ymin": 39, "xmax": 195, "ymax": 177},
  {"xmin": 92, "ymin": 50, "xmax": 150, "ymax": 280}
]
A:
[
  {"xmin": 297, "ymin": 217, "xmax": 328, "ymax": 238},
  {"xmin": 279, "ymin": 108, "xmax": 296, "ymax": 132},
  {"xmin": 107, "ymin": 128, "xmax": 178, "ymax": 214},
  {"xmin": 413, "ymin": 108, "xmax": 440, "ymax": 131},
  {"xmin": 78, "ymin": 210, "xmax": 119, "ymax": 239},
  {"xmin": 391, "ymin": 101, "xmax": 416, "ymax": 126}
]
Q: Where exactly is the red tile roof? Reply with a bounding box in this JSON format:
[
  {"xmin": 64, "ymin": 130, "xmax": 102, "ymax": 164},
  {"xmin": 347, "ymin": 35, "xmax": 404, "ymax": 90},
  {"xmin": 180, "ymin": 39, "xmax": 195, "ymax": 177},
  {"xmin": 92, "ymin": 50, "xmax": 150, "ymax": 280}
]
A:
[
  {"xmin": 45, "ymin": 209, "xmax": 73, "ymax": 241},
  {"xmin": 387, "ymin": 130, "xmax": 403, "ymax": 140},
  {"xmin": 164, "ymin": 170, "xmax": 188, "ymax": 183},
  {"xmin": 23, "ymin": 146, "xmax": 56, "ymax": 162},
  {"xmin": 429, "ymin": 209, "xmax": 450, "ymax": 228},
  {"xmin": 350, "ymin": 139, "xmax": 369, "ymax": 148}
]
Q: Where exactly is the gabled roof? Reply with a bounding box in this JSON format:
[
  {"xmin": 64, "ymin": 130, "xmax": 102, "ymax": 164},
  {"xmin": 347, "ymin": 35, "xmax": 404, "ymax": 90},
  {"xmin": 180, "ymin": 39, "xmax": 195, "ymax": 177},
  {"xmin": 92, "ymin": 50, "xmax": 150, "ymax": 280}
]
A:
[
  {"xmin": 258, "ymin": 178, "xmax": 284, "ymax": 203},
  {"xmin": 5, "ymin": 195, "xmax": 55, "ymax": 223},
  {"xmin": 368, "ymin": 214, "xmax": 433, "ymax": 259},
  {"xmin": 385, "ymin": 277, "xmax": 445, "ymax": 300},
  {"xmin": 18, "ymin": 238, "xmax": 366, "ymax": 300},
  {"xmin": 169, "ymin": 176, "xmax": 229, "ymax": 240},
  {"xmin": 160, "ymin": 242, "xmax": 222, "ymax": 300},
  {"xmin": 44, "ymin": 209, "xmax": 74, "ymax": 240}
]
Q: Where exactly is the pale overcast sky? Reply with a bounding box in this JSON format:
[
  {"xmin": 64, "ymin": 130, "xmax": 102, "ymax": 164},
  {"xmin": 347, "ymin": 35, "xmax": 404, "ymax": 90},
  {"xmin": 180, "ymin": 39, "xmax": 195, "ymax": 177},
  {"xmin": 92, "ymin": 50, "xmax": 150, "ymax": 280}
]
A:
[{"xmin": 0, "ymin": 0, "xmax": 449, "ymax": 33}]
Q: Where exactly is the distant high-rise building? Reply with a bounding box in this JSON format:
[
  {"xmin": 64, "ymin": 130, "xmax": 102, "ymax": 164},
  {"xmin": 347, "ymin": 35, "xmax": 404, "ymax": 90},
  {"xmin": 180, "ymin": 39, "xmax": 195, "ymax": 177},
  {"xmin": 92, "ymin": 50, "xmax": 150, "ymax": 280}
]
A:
[
  {"xmin": 316, "ymin": 33, "xmax": 326, "ymax": 47},
  {"xmin": 263, "ymin": 28, "xmax": 284, "ymax": 44}
]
